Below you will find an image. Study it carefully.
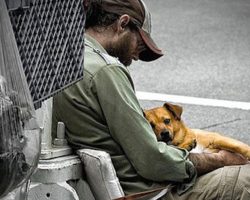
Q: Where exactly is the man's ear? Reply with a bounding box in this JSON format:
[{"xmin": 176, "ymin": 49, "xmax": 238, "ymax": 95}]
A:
[
  {"xmin": 163, "ymin": 102, "xmax": 183, "ymax": 120},
  {"xmin": 117, "ymin": 14, "xmax": 130, "ymax": 32}
]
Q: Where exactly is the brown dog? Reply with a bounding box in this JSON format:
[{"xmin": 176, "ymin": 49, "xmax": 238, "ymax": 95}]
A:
[{"xmin": 144, "ymin": 102, "xmax": 250, "ymax": 159}]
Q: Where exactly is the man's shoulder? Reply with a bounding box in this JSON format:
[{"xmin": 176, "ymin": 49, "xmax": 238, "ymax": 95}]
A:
[
  {"xmin": 85, "ymin": 45, "xmax": 121, "ymax": 66},
  {"xmin": 84, "ymin": 44, "xmax": 125, "ymax": 76}
]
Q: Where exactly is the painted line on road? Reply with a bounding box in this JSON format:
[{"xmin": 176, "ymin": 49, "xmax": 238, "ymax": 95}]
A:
[{"xmin": 136, "ymin": 91, "xmax": 250, "ymax": 110}]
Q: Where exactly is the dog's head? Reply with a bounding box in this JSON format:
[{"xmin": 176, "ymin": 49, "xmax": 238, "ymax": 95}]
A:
[{"xmin": 144, "ymin": 102, "xmax": 184, "ymax": 144}]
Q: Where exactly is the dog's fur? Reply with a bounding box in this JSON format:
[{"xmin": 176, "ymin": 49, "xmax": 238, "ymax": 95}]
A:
[{"xmin": 144, "ymin": 102, "xmax": 250, "ymax": 160}]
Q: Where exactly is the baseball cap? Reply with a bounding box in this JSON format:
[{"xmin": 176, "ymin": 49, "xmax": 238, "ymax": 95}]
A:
[{"xmin": 100, "ymin": 0, "xmax": 164, "ymax": 61}]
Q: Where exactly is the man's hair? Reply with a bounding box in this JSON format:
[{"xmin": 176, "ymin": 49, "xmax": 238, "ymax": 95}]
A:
[
  {"xmin": 85, "ymin": 0, "xmax": 120, "ymax": 29},
  {"xmin": 84, "ymin": 0, "xmax": 163, "ymax": 62}
]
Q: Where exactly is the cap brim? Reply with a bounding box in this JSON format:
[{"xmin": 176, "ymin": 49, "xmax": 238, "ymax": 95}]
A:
[{"xmin": 138, "ymin": 28, "xmax": 163, "ymax": 61}]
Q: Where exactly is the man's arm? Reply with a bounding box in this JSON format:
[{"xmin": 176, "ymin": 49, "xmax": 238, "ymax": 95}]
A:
[
  {"xmin": 93, "ymin": 66, "xmax": 196, "ymax": 183},
  {"xmin": 189, "ymin": 150, "xmax": 248, "ymax": 175}
]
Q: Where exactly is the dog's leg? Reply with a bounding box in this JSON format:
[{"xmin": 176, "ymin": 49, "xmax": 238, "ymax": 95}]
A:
[
  {"xmin": 174, "ymin": 131, "xmax": 197, "ymax": 151},
  {"xmin": 193, "ymin": 129, "xmax": 250, "ymax": 160}
]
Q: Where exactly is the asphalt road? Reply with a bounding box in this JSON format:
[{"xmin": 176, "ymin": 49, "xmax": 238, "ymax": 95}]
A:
[{"xmin": 130, "ymin": 0, "xmax": 250, "ymax": 144}]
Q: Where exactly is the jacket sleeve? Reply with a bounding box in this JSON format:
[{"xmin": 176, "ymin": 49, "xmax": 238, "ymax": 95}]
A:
[{"xmin": 92, "ymin": 64, "xmax": 197, "ymax": 186}]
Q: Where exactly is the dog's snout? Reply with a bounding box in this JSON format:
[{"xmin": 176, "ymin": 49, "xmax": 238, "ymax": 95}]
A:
[{"xmin": 160, "ymin": 131, "xmax": 172, "ymax": 142}]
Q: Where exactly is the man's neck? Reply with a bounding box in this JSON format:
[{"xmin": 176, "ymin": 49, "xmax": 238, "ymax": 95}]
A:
[{"xmin": 86, "ymin": 27, "xmax": 115, "ymax": 50}]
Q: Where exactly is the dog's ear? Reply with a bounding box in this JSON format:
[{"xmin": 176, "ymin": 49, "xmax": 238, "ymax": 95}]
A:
[{"xmin": 163, "ymin": 102, "xmax": 183, "ymax": 120}]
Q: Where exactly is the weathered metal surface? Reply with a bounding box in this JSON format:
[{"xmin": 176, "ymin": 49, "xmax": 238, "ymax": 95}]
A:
[
  {"xmin": 31, "ymin": 155, "xmax": 82, "ymax": 183},
  {"xmin": 28, "ymin": 182, "xmax": 79, "ymax": 200}
]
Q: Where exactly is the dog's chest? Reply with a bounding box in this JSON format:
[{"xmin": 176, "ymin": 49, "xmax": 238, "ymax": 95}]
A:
[{"xmin": 190, "ymin": 144, "xmax": 210, "ymax": 153}]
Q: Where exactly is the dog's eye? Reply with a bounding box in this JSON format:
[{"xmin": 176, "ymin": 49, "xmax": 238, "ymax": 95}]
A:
[
  {"xmin": 164, "ymin": 119, "xmax": 170, "ymax": 125},
  {"xmin": 150, "ymin": 122, "xmax": 155, "ymax": 129}
]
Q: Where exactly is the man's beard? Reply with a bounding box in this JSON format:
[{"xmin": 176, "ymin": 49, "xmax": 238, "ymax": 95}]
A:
[{"xmin": 106, "ymin": 33, "xmax": 133, "ymax": 66}]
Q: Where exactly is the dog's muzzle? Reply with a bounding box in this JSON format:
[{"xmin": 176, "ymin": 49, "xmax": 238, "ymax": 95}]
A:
[{"xmin": 160, "ymin": 131, "xmax": 172, "ymax": 143}]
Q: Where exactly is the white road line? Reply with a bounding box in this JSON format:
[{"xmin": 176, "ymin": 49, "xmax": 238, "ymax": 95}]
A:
[{"xmin": 136, "ymin": 91, "xmax": 250, "ymax": 110}]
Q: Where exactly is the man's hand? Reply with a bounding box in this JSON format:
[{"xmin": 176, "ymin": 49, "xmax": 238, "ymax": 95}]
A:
[
  {"xmin": 217, "ymin": 150, "xmax": 248, "ymax": 165},
  {"xmin": 188, "ymin": 150, "xmax": 248, "ymax": 175}
]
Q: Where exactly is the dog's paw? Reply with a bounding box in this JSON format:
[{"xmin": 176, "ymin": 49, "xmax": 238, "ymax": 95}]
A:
[
  {"xmin": 186, "ymin": 139, "xmax": 197, "ymax": 151},
  {"xmin": 178, "ymin": 139, "xmax": 197, "ymax": 151}
]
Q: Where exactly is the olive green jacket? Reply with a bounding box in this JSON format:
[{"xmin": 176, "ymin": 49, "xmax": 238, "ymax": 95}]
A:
[{"xmin": 52, "ymin": 34, "xmax": 197, "ymax": 195}]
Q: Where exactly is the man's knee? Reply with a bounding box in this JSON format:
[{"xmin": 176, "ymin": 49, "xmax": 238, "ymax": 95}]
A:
[
  {"xmin": 233, "ymin": 164, "xmax": 250, "ymax": 199},
  {"xmin": 163, "ymin": 165, "xmax": 250, "ymax": 200}
]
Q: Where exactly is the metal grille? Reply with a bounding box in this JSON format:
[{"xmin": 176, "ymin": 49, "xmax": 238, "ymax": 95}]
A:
[{"xmin": 9, "ymin": 0, "xmax": 85, "ymax": 108}]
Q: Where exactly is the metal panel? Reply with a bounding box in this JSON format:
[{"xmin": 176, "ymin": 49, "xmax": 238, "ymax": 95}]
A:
[{"xmin": 9, "ymin": 0, "xmax": 85, "ymax": 108}]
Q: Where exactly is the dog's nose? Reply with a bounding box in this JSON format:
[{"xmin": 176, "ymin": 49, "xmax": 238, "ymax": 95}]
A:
[{"xmin": 160, "ymin": 131, "xmax": 171, "ymax": 143}]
